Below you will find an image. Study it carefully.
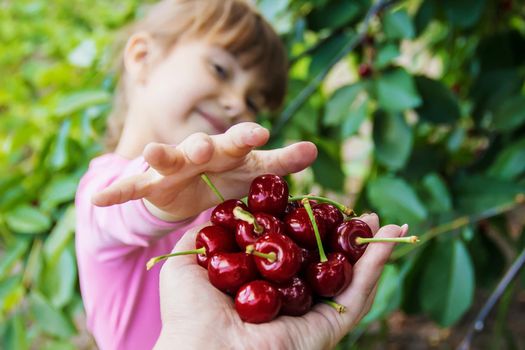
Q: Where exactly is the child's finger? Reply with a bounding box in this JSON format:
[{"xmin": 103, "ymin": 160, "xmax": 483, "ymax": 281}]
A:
[
  {"xmin": 251, "ymin": 141, "xmax": 318, "ymax": 176},
  {"xmin": 91, "ymin": 173, "xmax": 151, "ymax": 206},
  {"xmin": 177, "ymin": 132, "xmax": 215, "ymax": 166},
  {"xmin": 144, "ymin": 134, "xmax": 215, "ymax": 176},
  {"xmin": 143, "ymin": 143, "xmax": 184, "ymax": 176},
  {"xmin": 213, "ymin": 122, "xmax": 269, "ymax": 158}
]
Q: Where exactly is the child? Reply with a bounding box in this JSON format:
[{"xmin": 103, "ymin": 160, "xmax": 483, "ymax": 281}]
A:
[{"xmin": 75, "ymin": 0, "xmax": 317, "ymax": 349}]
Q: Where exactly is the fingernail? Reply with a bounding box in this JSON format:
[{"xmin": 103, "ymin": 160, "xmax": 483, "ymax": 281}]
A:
[
  {"xmin": 400, "ymin": 224, "xmax": 409, "ymax": 237},
  {"xmin": 251, "ymin": 127, "xmax": 266, "ymax": 137}
]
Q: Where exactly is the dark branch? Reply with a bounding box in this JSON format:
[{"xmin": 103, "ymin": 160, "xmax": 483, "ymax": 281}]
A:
[
  {"xmin": 457, "ymin": 248, "xmax": 525, "ymax": 350},
  {"xmin": 271, "ymin": 0, "xmax": 399, "ymax": 137}
]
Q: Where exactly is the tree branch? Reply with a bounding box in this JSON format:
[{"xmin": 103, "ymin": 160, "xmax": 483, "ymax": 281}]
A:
[
  {"xmin": 271, "ymin": 0, "xmax": 399, "ymax": 137},
  {"xmin": 390, "ymin": 194, "xmax": 525, "ymax": 261},
  {"xmin": 457, "ymin": 248, "xmax": 525, "ymax": 350}
]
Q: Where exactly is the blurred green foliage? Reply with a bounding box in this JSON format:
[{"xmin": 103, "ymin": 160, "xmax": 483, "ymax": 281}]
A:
[{"xmin": 1, "ymin": 0, "xmax": 524, "ymax": 348}]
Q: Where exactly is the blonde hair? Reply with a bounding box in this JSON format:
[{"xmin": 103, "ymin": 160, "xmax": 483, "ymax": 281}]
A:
[{"xmin": 105, "ymin": 0, "xmax": 288, "ymax": 150}]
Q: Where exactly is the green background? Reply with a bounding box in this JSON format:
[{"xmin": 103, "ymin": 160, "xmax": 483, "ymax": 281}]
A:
[{"xmin": 1, "ymin": 0, "xmax": 524, "ymax": 348}]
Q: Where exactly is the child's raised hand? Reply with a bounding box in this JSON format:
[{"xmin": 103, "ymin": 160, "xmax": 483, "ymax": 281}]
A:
[{"xmin": 91, "ymin": 122, "xmax": 318, "ymax": 221}]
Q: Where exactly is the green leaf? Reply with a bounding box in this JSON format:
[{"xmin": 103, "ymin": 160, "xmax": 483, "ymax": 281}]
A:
[
  {"xmin": 307, "ymin": 0, "xmax": 364, "ymax": 31},
  {"xmin": 383, "ymin": 9, "xmax": 414, "ymax": 40},
  {"xmin": 29, "ymin": 291, "xmax": 75, "ymax": 338},
  {"xmin": 4, "ymin": 313, "xmax": 28, "ymax": 350},
  {"xmin": 0, "ymin": 276, "xmax": 25, "ymax": 314},
  {"xmin": 361, "ymin": 264, "xmax": 402, "ymax": 324},
  {"xmin": 421, "ymin": 173, "xmax": 452, "ymax": 213},
  {"xmin": 43, "ymin": 206, "xmax": 76, "ymax": 265},
  {"xmin": 414, "ymin": 0, "xmax": 437, "ymax": 35},
  {"xmin": 308, "ymin": 32, "xmax": 353, "ymax": 78},
  {"xmin": 367, "ymin": 176, "xmax": 428, "ymax": 225},
  {"xmin": 375, "ymin": 68, "xmax": 421, "ymax": 112},
  {"xmin": 5, "ymin": 205, "xmax": 52, "ymax": 234},
  {"xmin": 373, "ymin": 111, "xmax": 413, "ymax": 170},
  {"xmin": 454, "ymin": 175, "xmax": 525, "ymax": 214},
  {"xmin": 41, "ymin": 175, "xmax": 79, "ymax": 211},
  {"xmin": 415, "ymin": 76, "xmax": 460, "ymax": 124},
  {"xmin": 55, "ymin": 90, "xmax": 111, "ymax": 117},
  {"xmin": 491, "ymin": 95, "xmax": 525, "ymax": 132},
  {"xmin": 419, "ymin": 239, "xmax": 474, "ymax": 326},
  {"xmin": 471, "ymin": 70, "xmax": 522, "ymax": 121},
  {"xmin": 40, "ymin": 340, "xmax": 76, "ymax": 350},
  {"xmin": 23, "ymin": 239, "xmax": 43, "ymax": 289},
  {"xmin": 442, "ymin": 0, "xmax": 486, "ymax": 29},
  {"xmin": 42, "ymin": 246, "xmax": 76, "ymax": 308},
  {"xmin": 286, "ymin": 79, "xmax": 321, "ymax": 136},
  {"xmin": 67, "ymin": 39, "xmax": 96, "ymax": 68},
  {"xmin": 0, "ymin": 238, "xmax": 30, "ymax": 280},
  {"xmin": 374, "ymin": 43, "xmax": 400, "ymax": 69},
  {"xmin": 340, "ymin": 97, "xmax": 368, "ymax": 138},
  {"xmin": 446, "ymin": 127, "xmax": 465, "ymax": 152},
  {"xmin": 324, "ymin": 83, "xmax": 364, "ymax": 126},
  {"xmin": 487, "ymin": 138, "xmax": 525, "ymax": 180},
  {"xmin": 312, "ymin": 140, "xmax": 345, "ymax": 191},
  {"xmin": 47, "ymin": 119, "xmax": 71, "ymax": 171}
]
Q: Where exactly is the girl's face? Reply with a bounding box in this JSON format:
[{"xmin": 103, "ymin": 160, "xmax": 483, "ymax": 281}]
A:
[{"xmin": 126, "ymin": 37, "xmax": 266, "ymax": 147}]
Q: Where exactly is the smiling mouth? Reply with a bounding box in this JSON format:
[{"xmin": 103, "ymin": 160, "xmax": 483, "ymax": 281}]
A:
[{"xmin": 196, "ymin": 109, "xmax": 229, "ymax": 133}]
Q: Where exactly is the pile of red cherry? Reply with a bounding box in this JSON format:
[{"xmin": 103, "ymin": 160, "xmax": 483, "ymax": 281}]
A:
[{"xmin": 147, "ymin": 174, "xmax": 417, "ymax": 323}]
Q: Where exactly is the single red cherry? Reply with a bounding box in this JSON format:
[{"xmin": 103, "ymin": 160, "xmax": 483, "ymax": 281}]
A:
[
  {"xmin": 284, "ymin": 207, "xmax": 327, "ymax": 249},
  {"xmin": 284, "ymin": 200, "xmax": 301, "ymax": 215},
  {"xmin": 235, "ymin": 280, "xmax": 281, "ymax": 323},
  {"xmin": 207, "ymin": 252, "xmax": 258, "ymax": 295},
  {"xmin": 299, "ymin": 247, "xmax": 319, "ymax": 275},
  {"xmin": 358, "ymin": 63, "xmax": 373, "ymax": 78},
  {"xmin": 234, "ymin": 207, "xmax": 285, "ymax": 249},
  {"xmin": 362, "ymin": 34, "xmax": 375, "ymax": 46},
  {"xmin": 195, "ymin": 225, "xmax": 237, "ymax": 268},
  {"xmin": 145, "ymin": 225, "xmax": 237, "ymax": 270},
  {"xmin": 329, "ymin": 219, "xmax": 372, "ymax": 264},
  {"xmin": 247, "ymin": 233, "xmax": 302, "ymax": 283},
  {"xmin": 248, "ymin": 174, "xmax": 289, "ymax": 217},
  {"xmin": 275, "ymin": 276, "xmax": 313, "ymax": 316},
  {"xmin": 313, "ymin": 203, "xmax": 343, "ymax": 233},
  {"xmin": 306, "ymin": 252, "xmax": 353, "ymax": 297},
  {"xmin": 330, "ymin": 220, "xmax": 419, "ymax": 264},
  {"xmin": 211, "ymin": 199, "xmax": 249, "ymax": 231},
  {"xmin": 255, "ymin": 212, "xmax": 285, "ymax": 235}
]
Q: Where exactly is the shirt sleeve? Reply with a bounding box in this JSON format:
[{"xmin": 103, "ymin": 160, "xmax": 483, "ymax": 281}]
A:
[{"xmin": 75, "ymin": 155, "xmax": 199, "ymax": 257}]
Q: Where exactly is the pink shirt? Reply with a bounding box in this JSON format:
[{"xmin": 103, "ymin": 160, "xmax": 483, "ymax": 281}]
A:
[{"xmin": 75, "ymin": 154, "xmax": 210, "ymax": 350}]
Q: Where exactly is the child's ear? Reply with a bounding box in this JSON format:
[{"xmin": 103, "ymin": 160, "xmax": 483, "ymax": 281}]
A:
[{"xmin": 124, "ymin": 32, "xmax": 156, "ymax": 84}]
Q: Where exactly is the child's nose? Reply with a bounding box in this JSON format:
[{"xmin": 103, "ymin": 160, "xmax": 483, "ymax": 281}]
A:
[{"xmin": 220, "ymin": 92, "xmax": 246, "ymax": 118}]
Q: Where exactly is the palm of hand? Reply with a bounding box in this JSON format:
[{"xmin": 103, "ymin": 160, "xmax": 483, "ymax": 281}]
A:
[
  {"xmin": 156, "ymin": 215, "xmax": 405, "ymax": 350},
  {"xmin": 92, "ymin": 123, "xmax": 317, "ymax": 221}
]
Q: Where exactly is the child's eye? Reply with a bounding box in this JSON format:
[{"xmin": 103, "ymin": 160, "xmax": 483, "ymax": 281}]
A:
[
  {"xmin": 247, "ymin": 98, "xmax": 259, "ymax": 114},
  {"xmin": 212, "ymin": 63, "xmax": 228, "ymax": 80}
]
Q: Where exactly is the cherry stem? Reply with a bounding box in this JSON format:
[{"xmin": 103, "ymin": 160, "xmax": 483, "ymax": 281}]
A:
[
  {"xmin": 146, "ymin": 247, "xmax": 206, "ymax": 270},
  {"xmin": 233, "ymin": 207, "xmax": 263, "ymax": 234},
  {"xmin": 320, "ymin": 299, "xmax": 346, "ymax": 313},
  {"xmin": 302, "ymin": 198, "xmax": 327, "ymax": 263},
  {"xmin": 355, "ymin": 235, "xmax": 420, "ymax": 245},
  {"xmin": 289, "ymin": 195, "xmax": 355, "ymax": 216},
  {"xmin": 245, "ymin": 245, "xmax": 277, "ymax": 263},
  {"xmin": 200, "ymin": 173, "xmax": 225, "ymax": 202}
]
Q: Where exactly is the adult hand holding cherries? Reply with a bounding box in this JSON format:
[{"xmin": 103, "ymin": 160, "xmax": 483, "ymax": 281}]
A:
[
  {"xmin": 91, "ymin": 123, "xmax": 317, "ymax": 221},
  {"xmin": 154, "ymin": 214, "xmax": 408, "ymax": 350}
]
